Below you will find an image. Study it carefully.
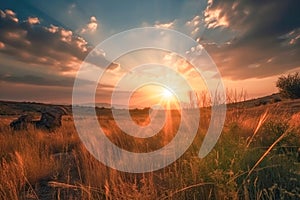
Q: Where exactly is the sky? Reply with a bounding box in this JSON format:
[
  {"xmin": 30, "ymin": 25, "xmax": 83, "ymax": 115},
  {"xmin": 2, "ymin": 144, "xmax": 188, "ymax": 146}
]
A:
[{"xmin": 0, "ymin": 0, "xmax": 299, "ymax": 106}]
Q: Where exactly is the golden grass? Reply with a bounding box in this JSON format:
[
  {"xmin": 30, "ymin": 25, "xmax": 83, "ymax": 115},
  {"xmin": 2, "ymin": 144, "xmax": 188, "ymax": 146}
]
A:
[{"xmin": 0, "ymin": 105, "xmax": 299, "ymax": 199}]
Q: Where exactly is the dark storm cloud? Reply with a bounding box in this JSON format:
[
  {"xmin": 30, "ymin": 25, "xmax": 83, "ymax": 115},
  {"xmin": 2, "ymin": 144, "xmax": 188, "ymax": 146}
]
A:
[{"xmin": 202, "ymin": 0, "xmax": 300, "ymax": 79}]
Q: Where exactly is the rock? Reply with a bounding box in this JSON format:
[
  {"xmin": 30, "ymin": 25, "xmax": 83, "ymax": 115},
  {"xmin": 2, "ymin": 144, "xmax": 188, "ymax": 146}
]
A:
[
  {"xmin": 35, "ymin": 106, "xmax": 68, "ymax": 131},
  {"xmin": 10, "ymin": 106, "xmax": 68, "ymax": 131},
  {"xmin": 10, "ymin": 114, "xmax": 34, "ymax": 130}
]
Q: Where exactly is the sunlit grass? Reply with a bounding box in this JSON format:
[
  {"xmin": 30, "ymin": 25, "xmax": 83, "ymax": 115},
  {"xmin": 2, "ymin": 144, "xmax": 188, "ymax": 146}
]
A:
[{"xmin": 0, "ymin": 105, "xmax": 299, "ymax": 199}]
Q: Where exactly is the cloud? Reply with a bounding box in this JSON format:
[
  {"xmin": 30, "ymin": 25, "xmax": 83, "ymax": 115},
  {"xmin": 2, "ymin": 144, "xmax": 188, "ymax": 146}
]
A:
[
  {"xmin": 203, "ymin": 0, "xmax": 231, "ymax": 29},
  {"xmin": 0, "ymin": 9, "xmax": 120, "ymax": 90},
  {"xmin": 0, "ymin": 9, "xmax": 92, "ymax": 73},
  {"xmin": 204, "ymin": 8, "xmax": 229, "ymax": 29},
  {"xmin": 200, "ymin": 0, "xmax": 300, "ymax": 80},
  {"xmin": 185, "ymin": 15, "xmax": 203, "ymax": 36},
  {"xmin": 68, "ymin": 3, "xmax": 76, "ymax": 14},
  {"xmin": 0, "ymin": 9, "xmax": 18, "ymax": 22},
  {"xmin": 80, "ymin": 16, "xmax": 98, "ymax": 34},
  {"xmin": 154, "ymin": 20, "xmax": 175, "ymax": 29},
  {"xmin": 186, "ymin": 15, "xmax": 201, "ymax": 27},
  {"xmin": 27, "ymin": 17, "xmax": 40, "ymax": 25},
  {"xmin": 163, "ymin": 52, "xmax": 193, "ymax": 75},
  {"xmin": 204, "ymin": 0, "xmax": 299, "ymax": 36},
  {"xmin": 279, "ymin": 28, "xmax": 300, "ymax": 46},
  {"xmin": 0, "ymin": 42, "xmax": 4, "ymax": 49}
]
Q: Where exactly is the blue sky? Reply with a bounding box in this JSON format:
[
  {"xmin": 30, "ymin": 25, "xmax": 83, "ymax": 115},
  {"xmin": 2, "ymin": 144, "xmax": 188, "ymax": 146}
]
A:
[
  {"xmin": 0, "ymin": 0, "xmax": 299, "ymax": 104},
  {"xmin": 0, "ymin": 0, "xmax": 206, "ymax": 42}
]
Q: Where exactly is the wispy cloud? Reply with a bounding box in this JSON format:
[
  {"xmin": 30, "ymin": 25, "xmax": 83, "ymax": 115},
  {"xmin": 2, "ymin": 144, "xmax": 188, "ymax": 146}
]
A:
[
  {"xmin": 154, "ymin": 20, "xmax": 175, "ymax": 29},
  {"xmin": 68, "ymin": 3, "xmax": 76, "ymax": 15}
]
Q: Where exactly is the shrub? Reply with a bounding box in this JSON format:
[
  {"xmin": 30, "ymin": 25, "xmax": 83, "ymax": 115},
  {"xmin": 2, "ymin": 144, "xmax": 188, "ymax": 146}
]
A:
[{"xmin": 276, "ymin": 72, "xmax": 300, "ymax": 99}]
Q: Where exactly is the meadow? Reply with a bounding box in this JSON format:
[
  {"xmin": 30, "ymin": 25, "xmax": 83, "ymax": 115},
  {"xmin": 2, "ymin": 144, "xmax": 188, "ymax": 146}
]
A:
[{"xmin": 0, "ymin": 99, "xmax": 299, "ymax": 200}]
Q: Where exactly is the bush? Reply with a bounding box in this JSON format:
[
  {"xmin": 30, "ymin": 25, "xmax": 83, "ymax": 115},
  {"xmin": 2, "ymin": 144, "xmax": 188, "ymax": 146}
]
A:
[{"xmin": 276, "ymin": 72, "xmax": 300, "ymax": 99}]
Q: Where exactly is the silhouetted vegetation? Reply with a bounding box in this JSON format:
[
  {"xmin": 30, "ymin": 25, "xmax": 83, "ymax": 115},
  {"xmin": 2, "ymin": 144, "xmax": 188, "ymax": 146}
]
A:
[{"xmin": 276, "ymin": 72, "xmax": 300, "ymax": 99}]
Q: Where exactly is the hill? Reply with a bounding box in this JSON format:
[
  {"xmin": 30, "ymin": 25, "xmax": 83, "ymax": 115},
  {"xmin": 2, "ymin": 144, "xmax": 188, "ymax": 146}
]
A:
[{"xmin": 1, "ymin": 93, "xmax": 300, "ymax": 116}]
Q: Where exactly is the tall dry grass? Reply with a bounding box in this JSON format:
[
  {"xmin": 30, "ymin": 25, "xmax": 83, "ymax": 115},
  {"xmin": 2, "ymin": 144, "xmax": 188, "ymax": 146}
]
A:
[{"xmin": 0, "ymin": 105, "xmax": 299, "ymax": 199}]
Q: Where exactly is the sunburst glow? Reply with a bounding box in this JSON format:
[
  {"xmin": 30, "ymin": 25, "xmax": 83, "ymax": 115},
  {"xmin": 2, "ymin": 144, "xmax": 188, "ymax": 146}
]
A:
[
  {"xmin": 161, "ymin": 88, "xmax": 173, "ymax": 99},
  {"xmin": 159, "ymin": 87, "xmax": 180, "ymax": 110}
]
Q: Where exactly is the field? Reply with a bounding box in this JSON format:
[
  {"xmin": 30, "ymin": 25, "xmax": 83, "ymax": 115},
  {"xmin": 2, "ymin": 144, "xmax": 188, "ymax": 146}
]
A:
[{"xmin": 0, "ymin": 100, "xmax": 300, "ymax": 200}]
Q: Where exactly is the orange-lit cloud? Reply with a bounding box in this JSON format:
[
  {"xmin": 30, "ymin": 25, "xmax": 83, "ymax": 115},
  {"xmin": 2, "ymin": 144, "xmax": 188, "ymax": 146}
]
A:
[
  {"xmin": 199, "ymin": 0, "xmax": 300, "ymax": 80},
  {"xmin": 0, "ymin": 9, "xmax": 18, "ymax": 22},
  {"xmin": 80, "ymin": 16, "xmax": 98, "ymax": 34},
  {"xmin": 0, "ymin": 9, "xmax": 91, "ymax": 73},
  {"xmin": 185, "ymin": 15, "xmax": 202, "ymax": 36},
  {"xmin": 204, "ymin": 8, "xmax": 229, "ymax": 29},
  {"xmin": 0, "ymin": 0, "xmax": 299, "ymax": 104},
  {"xmin": 27, "ymin": 17, "xmax": 40, "ymax": 25},
  {"xmin": 0, "ymin": 42, "xmax": 4, "ymax": 49},
  {"xmin": 0, "ymin": 9, "xmax": 118, "ymax": 93}
]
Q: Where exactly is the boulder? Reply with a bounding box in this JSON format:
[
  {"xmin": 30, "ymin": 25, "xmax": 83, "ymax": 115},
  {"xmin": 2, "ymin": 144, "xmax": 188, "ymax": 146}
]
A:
[
  {"xmin": 10, "ymin": 114, "xmax": 34, "ymax": 130},
  {"xmin": 10, "ymin": 106, "xmax": 68, "ymax": 131},
  {"xmin": 35, "ymin": 106, "xmax": 68, "ymax": 131}
]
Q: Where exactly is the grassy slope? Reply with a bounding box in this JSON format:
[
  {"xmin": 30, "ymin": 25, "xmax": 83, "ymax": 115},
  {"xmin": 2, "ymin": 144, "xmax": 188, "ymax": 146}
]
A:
[{"xmin": 0, "ymin": 98, "xmax": 299, "ymax": 199}]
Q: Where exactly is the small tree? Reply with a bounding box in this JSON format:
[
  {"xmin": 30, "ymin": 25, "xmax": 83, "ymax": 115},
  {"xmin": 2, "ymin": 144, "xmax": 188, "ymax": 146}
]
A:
[{"xmin": 276, "ymin": 72, "xmax": 300, "ymax": 99}]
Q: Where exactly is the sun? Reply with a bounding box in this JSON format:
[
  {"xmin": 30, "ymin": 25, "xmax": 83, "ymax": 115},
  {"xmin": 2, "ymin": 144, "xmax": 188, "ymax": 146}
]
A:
[
  {"xmin": 159, "ymin": 87, "xmax": 180, "ymax": 110},
  {"xmin": 161, "ymin": 88, "xmax": 173, "ymax": 100}
]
